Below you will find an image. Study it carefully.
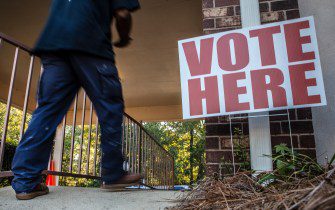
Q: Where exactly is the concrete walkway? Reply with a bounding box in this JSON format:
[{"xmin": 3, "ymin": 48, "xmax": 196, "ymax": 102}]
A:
[{"xmin": 0, "ymin": 186, "xmax": 182, "ymax": 210}]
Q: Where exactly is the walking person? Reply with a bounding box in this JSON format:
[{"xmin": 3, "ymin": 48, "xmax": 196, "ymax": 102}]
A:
[{"xmin": 11, "ymin": 0, "xmax": 141, "ymax": 200}]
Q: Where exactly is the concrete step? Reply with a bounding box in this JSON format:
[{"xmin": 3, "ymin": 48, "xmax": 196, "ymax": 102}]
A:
[{"xmin": 0, "ymin": 186, "xmax": 182, "ymax": 210}]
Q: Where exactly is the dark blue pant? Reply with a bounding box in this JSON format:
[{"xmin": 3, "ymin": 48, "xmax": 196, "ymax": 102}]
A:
[{"xmin": 12, "ymin": 52, "xmax": 125, "ymax": 193}]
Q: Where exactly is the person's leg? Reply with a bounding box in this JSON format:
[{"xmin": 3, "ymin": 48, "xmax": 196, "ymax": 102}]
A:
[
  {"xmin": 12, "ymin": 54, "xmax": 79, "ymax": 193},
  {"xmin": 69, "ymin": 53, "xmax": 125, "ymax": 183}
]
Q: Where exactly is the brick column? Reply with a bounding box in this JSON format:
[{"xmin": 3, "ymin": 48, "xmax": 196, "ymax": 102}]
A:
[{"xmin": 203, "ymin": 0, "xmax": 316, "ymax": 177}]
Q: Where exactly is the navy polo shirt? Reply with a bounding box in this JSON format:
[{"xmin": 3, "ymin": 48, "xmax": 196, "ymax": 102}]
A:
[{"xmin": 34, "ymin": 0, "xmax": 140, "ymax": 61}]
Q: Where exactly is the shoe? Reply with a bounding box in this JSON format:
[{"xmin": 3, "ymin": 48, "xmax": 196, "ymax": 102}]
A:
[
  {"xmin": 101, "ymin": 173, "xmax": 143, "ymax": 192},
  {"xmin": 16, "ymin": 183, "xmax": 49, "ymax": 200}
]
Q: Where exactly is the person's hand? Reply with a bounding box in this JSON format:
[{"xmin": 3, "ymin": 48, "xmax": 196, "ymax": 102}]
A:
[
  {"xmin": 114, "ymin": 37, "xmax": 132, "ymax": 48},
  {"xmin": 114, "ymin": 9, "xmax": 132, "ymax": 48},
  {"xmin": 115, "ymin": 9, "xmax": 130, "ymax": 18}
]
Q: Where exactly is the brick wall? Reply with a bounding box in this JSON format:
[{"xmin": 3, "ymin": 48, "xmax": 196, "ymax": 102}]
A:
[
  {"xmin": 203, "ymin": 0, "xmax": 241, "ymax": 34},
  {"xmin": 203, "ymin": 0, "xmax": 316, "ymax": 177}
]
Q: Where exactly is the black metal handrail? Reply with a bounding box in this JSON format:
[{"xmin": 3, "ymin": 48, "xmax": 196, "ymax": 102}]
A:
[{"xmin": 0, "ymin": 33, "xmax": 174, "ymax": 189}]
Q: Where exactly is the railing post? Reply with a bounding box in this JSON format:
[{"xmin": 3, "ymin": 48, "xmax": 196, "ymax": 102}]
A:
[
  {"xmin": 19, "ymin": 55, "xmax": 35, "ymax": 140},
  {"xmin": 53, "ymin": 123, "xmax": 66, "ymax": 186},
  {"xmin": 86, "ymin": 102, "xmax": 93, "ymax": 175},
  {"xmin": 78, "ymin": 92, "xmax": 87, "ymax": 174},
  {"xmin": 0, "ymin": 47, "xmax": 19, "ymax": 171},
  {"xmin": 135, "ymin": 125, "xmax": 138, "ymax": 174},
  {"xmin": 172, "ymin": 156, "xmax": 175, "ymax": 189},
  {"xmin": 93, "ymin": 118, "xmax": 99, "ymax": 176},
  {"xmin": 143, "ymin": 134, "xmax": 147, "ymax": 183},
  {"xmin": 138, "ymin": 126, "xmax": 142, "ymax": 175},
  {"xmin": 130, "ymin": 122, "xmax": 133, "ymax": 173},
  {"xmin": 150, "ymin": 140, "xmax": 154, "ymax": 186},
  {"xmin": 125, "ymin": 118, "xmax": 129, "ymax": 171},
  {"xmin": 69, "ymin": 94, "xmax": 78, "ymax": 173},
  {"xmin": 121, "ymin": 116, "xmax": 125, "ymax": 155}
]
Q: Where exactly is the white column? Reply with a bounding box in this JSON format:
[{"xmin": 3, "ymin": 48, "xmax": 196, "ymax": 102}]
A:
[
  {"xmin": 240, "ymin": 0, "xmax": 273, "ymax": 171},
  {"xmin": 53, "ymin": 125, "xmax": 64, "ymax": 186},
  {"xmin": 298, "ymin": 0, "xmax": 335, "ymax": 165}
]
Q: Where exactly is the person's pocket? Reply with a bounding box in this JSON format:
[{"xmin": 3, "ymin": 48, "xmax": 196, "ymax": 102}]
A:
[{"xmin": 97, "ymin": 64, "xmax": 123, "ymax": 100}]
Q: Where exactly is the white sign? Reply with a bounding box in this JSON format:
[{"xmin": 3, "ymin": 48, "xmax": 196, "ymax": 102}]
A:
[{"xmin": 178, "ymin": 16, "xmax": 326, "ymax": 119}]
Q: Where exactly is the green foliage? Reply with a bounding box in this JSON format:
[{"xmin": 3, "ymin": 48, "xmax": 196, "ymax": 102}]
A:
[
  {"xmin": 0, "ymin": 102, "xmax": 206, "ymax": 187},
  {"xmin": 0, "ymin": 103, "xmax": 31, "ymax": 146},
  {"xmin": 59, "ymin": 124, "xmax": 101, "ymax": 187},
  {"xmin": 0, "ymin": 103, "xmax": 31, "ymax": 188},
  {"xmin": 329, "ymin": 153, "xmax": 335, "ymax": 166},
  {"xmin": 220, "ymin": 127, "xmax": 250, "ymax": 176},
  {"xmin": 233, "ymin": 128, "xmax": 250, "ymax": 172},
  {"xmin": 0, "ymin": 102, "xmax": 101, "ymax": 188},
  {"xmin": 143, "ymin": 121, "xmax": 205, "ymax": 185},
  {"xmin": 59, "ymin": 177, "xmax": 100, "ymax": 187},
  {"xmin": 0, "ymin": 142, "xmax": 17, "ymax": 187},
  {"xmin": 259, "ymin": 144, "xmax": 324, "ymax": 184},
  {"xmin": 1, "ymin": 142, "xmax": 16, "ymax": 171}
]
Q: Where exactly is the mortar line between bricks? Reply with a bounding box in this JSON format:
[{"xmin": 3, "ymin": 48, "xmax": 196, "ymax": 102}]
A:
[
  {"xmin": 270, "ymin": 120, "xmax": 313, "ymax": 123},
  {"xmin": 207, "ymin": 149, "xmax": 238, "ymax": 152},
  {"xmin": 285, "ymin": 8, "xmax": 299, "ymax": 12},
  {"xmin": 206, "ymin": 135, "xmax": 223, "ymax": 138},
  {"xmin": 203, "ymin": 27, "xmax": 242, "ymax": 32},
  {"xmin": 203, "ymin": 6, "xmax": 238, "ymax": 10},
  {"xmin": 206, "ymin": 122, "xmax": 247, "ymax": 125}
]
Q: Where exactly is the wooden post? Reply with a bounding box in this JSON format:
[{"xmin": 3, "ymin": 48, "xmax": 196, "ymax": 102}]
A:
[
  {"xmin": 190, "ymin": 129, "xmax": 194, "ymax": 185},
  {"xmin": 53, "ymin": 125, "xmax": 65, "ymax": 186},
  {"xmin": 240, "ymin": 0, "xmax": 273, "ymax": 172}
]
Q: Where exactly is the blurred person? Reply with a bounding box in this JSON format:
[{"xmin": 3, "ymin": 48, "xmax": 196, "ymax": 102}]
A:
[{"xmin": 11, "ymin": 0, "xmax": 141, "ymax": 200}]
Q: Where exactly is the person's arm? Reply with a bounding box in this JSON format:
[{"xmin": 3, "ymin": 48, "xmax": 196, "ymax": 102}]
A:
[{"xmin": 114, "ymin": 9, "xmax": 132, "ymax": 48}]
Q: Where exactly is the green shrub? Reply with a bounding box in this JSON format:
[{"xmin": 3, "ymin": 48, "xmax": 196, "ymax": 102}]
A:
[
  {"xmin": 0, "ymin": 142, "xmax": 17, "ymax": 188},
  {"xmin": 2, "ymin": 142, "xmax": 17, "ymax": 170},
  {"xmin": 59, "ymin": 177, "xmax": 101, "ymax": 188},
  {"xmin": 259, "ymin": 144, "xmax": 324, "ymax": 185}
]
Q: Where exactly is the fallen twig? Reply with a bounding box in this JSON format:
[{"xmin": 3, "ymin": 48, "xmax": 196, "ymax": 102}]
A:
[{"xmin": 167, "ymin": 169, "xmax": 335, "ymax": 210}]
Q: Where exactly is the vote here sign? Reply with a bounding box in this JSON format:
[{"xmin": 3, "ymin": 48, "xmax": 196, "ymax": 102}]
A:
[{"xmin": 178, "ymin": 16, "xmax": 326, "ymax": 119}]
